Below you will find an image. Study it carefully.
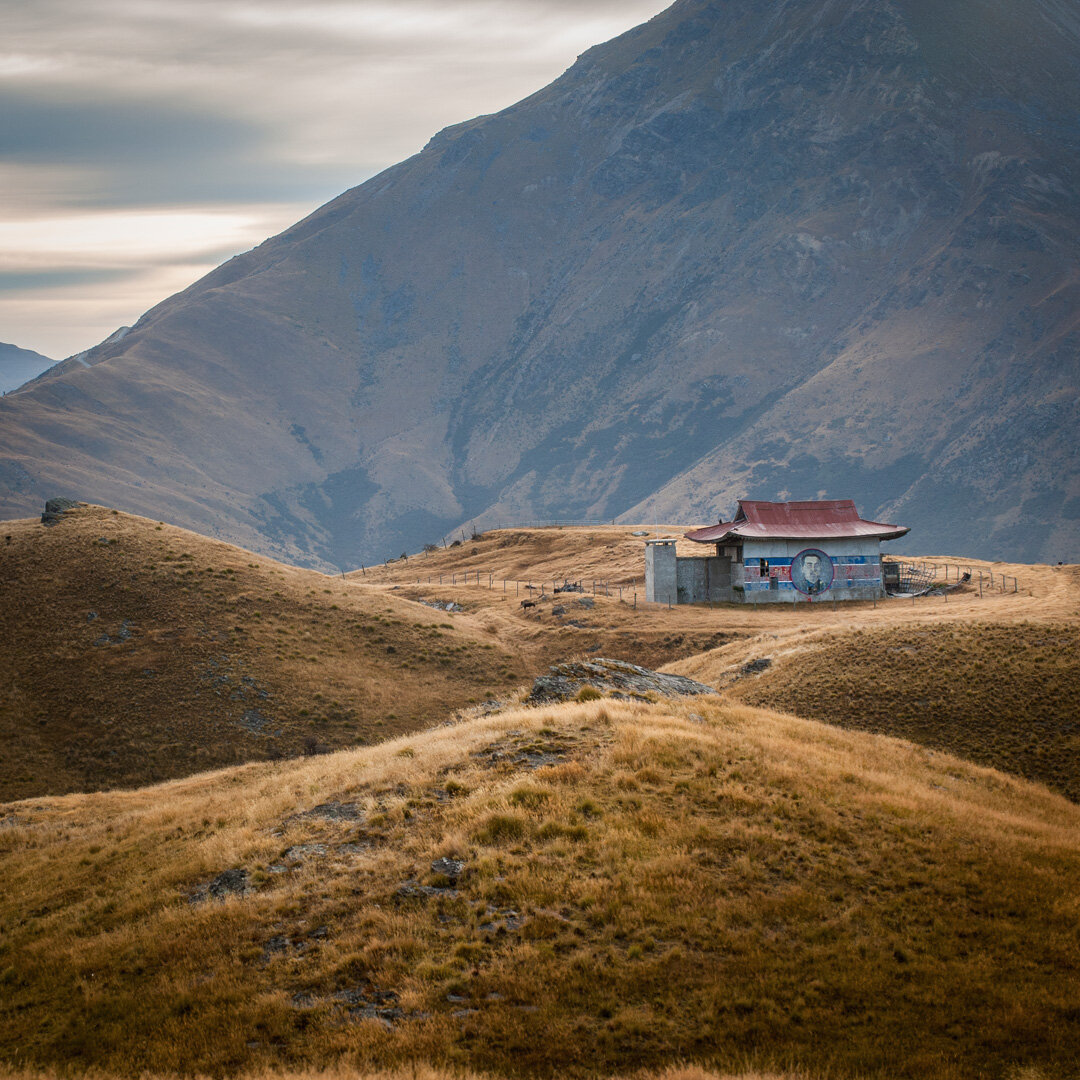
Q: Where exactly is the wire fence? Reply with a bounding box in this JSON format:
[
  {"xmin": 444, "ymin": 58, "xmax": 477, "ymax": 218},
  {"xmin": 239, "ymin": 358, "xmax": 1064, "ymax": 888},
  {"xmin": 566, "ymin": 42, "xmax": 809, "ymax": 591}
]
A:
[
  {"xmin": 347, "ymin": 556, "xmax": 1022, "ymax": 611},
  {"xmin": 435, "ymin": 519, "xmax": 617, "ymax": 549},
  {"xmin": 883, "ymin": 558, "xmax": 1020, "ymax": 596}
]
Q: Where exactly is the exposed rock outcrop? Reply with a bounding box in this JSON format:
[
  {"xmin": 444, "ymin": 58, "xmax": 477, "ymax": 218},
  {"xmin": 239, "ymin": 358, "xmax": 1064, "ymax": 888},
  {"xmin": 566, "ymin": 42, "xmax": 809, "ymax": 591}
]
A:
[{"xmin": 526, "ymin": 658, "xmax": 715, "ymax": 704}]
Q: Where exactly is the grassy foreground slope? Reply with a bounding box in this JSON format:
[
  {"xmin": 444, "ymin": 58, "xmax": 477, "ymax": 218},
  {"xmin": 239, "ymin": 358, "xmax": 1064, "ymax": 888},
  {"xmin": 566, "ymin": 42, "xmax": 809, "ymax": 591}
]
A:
[
  {"xmin": 1, "ymin": 513, "xmax": 754, "ymax": 801},
  {"xmin": 0, "ymin": 505, "xmax": 535, "ymax": 801},
  {"xmin": 731, "ymin": 623, "xmax": 1080, "ymax": 801},
  {"xmin": 2, "ymin": 697, "xmax": 1078, "ymax": 1080}
]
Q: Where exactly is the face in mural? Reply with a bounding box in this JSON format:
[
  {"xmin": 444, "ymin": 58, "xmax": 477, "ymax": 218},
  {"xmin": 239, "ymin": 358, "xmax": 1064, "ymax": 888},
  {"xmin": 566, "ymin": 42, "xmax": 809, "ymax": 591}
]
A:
[{"xmin": 791, "ymin": 548, "xmax": 834, "ymax": 595}]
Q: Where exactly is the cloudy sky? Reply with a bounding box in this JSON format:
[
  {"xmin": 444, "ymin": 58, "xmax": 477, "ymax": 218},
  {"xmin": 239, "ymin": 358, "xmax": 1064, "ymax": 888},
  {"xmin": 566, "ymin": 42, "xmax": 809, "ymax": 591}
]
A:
[{"xmin": 2, "ymin": 0, "xmax": 671, "ymax": 360}]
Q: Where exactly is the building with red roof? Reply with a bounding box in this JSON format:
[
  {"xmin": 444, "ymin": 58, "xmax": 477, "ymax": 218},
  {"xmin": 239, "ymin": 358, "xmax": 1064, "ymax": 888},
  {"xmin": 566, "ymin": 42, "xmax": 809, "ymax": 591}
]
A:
[{"xmin": 645, "ymin": 499, "xmax": 909, "ymax": 605}]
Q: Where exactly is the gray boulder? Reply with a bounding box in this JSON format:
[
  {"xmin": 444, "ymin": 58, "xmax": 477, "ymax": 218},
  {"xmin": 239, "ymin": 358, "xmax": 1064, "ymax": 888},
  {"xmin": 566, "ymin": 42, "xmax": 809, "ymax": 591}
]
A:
[
  {"xmin": 526, "ymin": 658, "xmax": 715, "ymax": 705},
  {"xmin": 41, "ymin": 497, "xmax": 78, "ymax": 526}
]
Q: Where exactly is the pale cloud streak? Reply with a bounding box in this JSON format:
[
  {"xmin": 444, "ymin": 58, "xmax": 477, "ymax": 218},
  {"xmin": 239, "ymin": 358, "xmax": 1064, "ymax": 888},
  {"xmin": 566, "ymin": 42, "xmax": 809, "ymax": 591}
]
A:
[{"xmin": 1, "ymin": 0, "xmax": 671, "ymax": 360}]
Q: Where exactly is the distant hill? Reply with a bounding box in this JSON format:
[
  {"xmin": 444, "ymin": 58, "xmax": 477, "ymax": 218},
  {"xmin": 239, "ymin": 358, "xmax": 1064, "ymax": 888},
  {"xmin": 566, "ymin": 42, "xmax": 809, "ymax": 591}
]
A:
[
  {"xmin": 0, "ymin": 0, "xmax": 1077, "ymax": 565},
  {"xmin": 0, "ymin": 342, "xmax": 53, "ymax": 394}
]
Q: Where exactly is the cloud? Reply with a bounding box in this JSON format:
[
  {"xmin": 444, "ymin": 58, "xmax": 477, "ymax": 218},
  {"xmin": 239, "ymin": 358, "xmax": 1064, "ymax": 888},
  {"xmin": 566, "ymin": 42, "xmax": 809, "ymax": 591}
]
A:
[
  {"xmin": 0, "ymin": 268, "xmax": 137, "ymax": 292},
  {"xmin": 0, "ymin": 0, "xmax": 672, "ymax": 357}
]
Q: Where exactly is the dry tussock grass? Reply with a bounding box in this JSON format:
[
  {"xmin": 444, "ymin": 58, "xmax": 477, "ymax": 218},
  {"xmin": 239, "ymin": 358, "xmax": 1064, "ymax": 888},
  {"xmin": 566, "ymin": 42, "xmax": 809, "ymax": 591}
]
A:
[
  {"xmin": 0, "ymin": 506, "xmax": 544, "ymax": 800},
  {"xmin": 0, "ymin": 1067, "xmax": 796, "ymax": 1080},
  {"xmin": 2, "ymin": 697, "xmax": 1078, "ymax": 1080},
  {"xmin": 670, "ymin": 622, "xmax": 1080, "ymax": 801}
]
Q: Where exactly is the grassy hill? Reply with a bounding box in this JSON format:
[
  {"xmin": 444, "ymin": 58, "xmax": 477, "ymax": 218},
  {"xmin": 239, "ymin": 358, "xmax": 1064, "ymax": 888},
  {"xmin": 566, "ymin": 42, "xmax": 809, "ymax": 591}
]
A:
[
  {"xmin": 3, "ymin": 518, "xmax": 1079, "ymax": 1080},
  {"xmin": 2, "ymin": 695, "xmax": 1079, "ymax": 1080},
  {"xmin": 0, "ymin": 512, "xmax": 739, "ymax": 802},
  {"xmin": 0, "ymin": 504, "xmax": 537, "ymax": 801}
]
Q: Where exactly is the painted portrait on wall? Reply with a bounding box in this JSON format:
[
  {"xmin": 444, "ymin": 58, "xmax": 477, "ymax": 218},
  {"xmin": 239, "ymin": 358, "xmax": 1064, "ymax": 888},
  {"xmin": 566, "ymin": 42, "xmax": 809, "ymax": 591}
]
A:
[{"xmin": 790, "ymin": 548, "xmax": 834, "ymax": 595}]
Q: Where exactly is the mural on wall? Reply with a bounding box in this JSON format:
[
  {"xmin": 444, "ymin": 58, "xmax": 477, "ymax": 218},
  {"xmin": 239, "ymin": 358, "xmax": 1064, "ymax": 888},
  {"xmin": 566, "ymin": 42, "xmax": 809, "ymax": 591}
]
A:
[{"xmin": 790, "ymin": 548, "xmax": 835, "ymax": 595}]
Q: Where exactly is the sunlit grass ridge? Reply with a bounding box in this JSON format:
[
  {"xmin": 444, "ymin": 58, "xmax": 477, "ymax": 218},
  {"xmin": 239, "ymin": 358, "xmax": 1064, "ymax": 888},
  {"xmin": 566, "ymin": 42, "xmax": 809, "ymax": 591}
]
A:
[{"xmin": 2, "ymin": 695, "xmax": 1078, "ymax": 1079}]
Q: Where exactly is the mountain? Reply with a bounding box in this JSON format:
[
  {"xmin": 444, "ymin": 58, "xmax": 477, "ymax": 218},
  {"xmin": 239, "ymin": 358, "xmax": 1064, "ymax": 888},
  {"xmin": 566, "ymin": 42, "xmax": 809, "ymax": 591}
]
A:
[
  {"xmin": 1, "ymin": 0, "xmax": 1078, "ymax": 566},
  {"xmin": 0, "ymin": 342, "xmax": 54, "ymax": 394}
]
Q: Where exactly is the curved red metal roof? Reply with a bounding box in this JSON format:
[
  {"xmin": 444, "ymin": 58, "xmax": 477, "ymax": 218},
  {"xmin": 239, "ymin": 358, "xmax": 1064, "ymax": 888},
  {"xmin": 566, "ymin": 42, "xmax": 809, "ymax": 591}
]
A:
[{"xmin": 685, "ymin": 499, "xmax": 909, "ymax": 544}]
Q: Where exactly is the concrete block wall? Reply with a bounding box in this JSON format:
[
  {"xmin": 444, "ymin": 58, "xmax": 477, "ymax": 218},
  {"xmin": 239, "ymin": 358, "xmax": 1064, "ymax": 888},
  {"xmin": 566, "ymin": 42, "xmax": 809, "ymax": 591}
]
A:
[
  {"xmin": 676, "ymin": 556, "xmax": 732, "ymax": 603},
  {"xmin": 645, "ymin": 541, "xmax": 677, "ymax": 603}
]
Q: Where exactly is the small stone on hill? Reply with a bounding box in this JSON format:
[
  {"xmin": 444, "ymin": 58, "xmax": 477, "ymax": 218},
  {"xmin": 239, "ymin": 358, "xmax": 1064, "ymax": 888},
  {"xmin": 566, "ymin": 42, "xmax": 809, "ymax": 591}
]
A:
[
  {"xmin": 526, "ymin": 658, "xmax": 715, "ymax": 704},
  {"xmin": 189, "ymin": 867, "xmax": 250, "ymax": 903},
  {"xmin": 741, "ymin": 658, "xmax": 773, "ymax": 676},
  {"xmin": 431, "ymin": 856, "xmax": 465, "ymax": 881},
  {"xmin": 40, "ymin": 497, "xmax": 78, "ymax": 526}
]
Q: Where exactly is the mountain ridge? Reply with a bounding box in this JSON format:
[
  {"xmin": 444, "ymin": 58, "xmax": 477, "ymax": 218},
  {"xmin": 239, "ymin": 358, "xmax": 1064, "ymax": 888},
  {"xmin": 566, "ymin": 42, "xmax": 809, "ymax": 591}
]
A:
[
  {"xmin": 0, "ymin": 0, "xmax": 1077, "ymax": 565},
  {"xmin": 0, "ymin": 342, "xmax": 54, "ymax": 395}
]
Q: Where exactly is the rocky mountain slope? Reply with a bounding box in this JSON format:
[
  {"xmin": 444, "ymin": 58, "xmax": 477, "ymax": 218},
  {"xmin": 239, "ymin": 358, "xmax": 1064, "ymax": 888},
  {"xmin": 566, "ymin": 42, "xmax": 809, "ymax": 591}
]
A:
[
  {"xmin": 0, "ymin": 342, "xmax": 53, "ymax": 394},
  {"xmin": 0, "ymin": 0, "xmax": 1077, "ymax": 565}
]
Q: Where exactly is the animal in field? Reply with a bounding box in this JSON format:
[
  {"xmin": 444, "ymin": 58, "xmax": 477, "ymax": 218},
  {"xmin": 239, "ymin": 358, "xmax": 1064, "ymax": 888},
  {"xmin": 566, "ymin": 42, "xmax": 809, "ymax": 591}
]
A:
[{"xmin": 520, "ymin": 599, "xmax": 537, "ymax": 613}]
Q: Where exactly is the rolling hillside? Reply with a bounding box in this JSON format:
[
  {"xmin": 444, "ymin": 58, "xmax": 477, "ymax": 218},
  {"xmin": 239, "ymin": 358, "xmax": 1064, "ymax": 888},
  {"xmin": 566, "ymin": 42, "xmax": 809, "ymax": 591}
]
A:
[
  {"xmin": 2, "ymin": 694, "xmax": 1079, "ymax": 1080},
  {"xmin": 0, "ymin": 509, "xmax": 736, "ymax": 802},
  {"xmin": 3, "ymin": 517, "xmax": 1079, "ymax": 1079},
  {"xmin": 1, "ymin": 0, "xmax": 1077, "ymax": 566}
]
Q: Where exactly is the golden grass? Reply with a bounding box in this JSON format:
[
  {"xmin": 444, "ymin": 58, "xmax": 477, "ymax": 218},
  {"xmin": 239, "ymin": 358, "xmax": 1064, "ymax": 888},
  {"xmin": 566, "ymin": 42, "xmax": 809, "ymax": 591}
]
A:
[
  {"xmin": 2, "ymin": 697, "xmax": 1078, "ymax": 1079},
  {"xmin": 0, "ymin": 1067, "xmax": 796, "ymax": 1080},
  {"xmin": 5, "ymin": 511, "xmax": 1075, "ymax": 803},
  {"xmin": 670, "ymin": 622, "xmax": 1080, "ymax": 801}
]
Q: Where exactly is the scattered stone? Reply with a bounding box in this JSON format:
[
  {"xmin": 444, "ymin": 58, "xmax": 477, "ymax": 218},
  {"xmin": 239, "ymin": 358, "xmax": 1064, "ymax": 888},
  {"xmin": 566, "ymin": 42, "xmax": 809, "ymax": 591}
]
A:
[
  {"xmin": 452, "ymin": 1008, "xmax": 480, "ymax": 1018},
  {"xmin": 526, "ymin": 658, "xmax": 715, "ymax": 705},
  {"xmin": 189, "ymin": 868, "xmax": 250, "ymax": 904},
  {"xmin": 479, "ymin": 906, "xmax": 525, "ymax": 934},
  {"xmin": 240, "ymin": 708, "xmax": 269, "ymax": 732},
  {"xmin": 94, "ymin": 619, "xmax": 133, "ymax": 647},
  {"xmin": 474, "ymin": 730, "xmax": 578, "ymax": 770},
  {"xmin": 300, "ymin": 801, "xmax": 363, "ymax": 822},
  {"xmin": 262, "ymin": 935, "xmax": 291, "ymax": 961},
  {"xmin": 416, "ymin": 598, "xmax": 462, "ymax": 613},
  {"xmin": 281, "ymin": 844, "xmax": 328, "ymax": 863},
  {"xmin": 86, "ymin": 611, "xmax": 98, "ymax": 622},
  {"xmin": 395, "ymin": 881, "xmax": 459, "ymax": 900},
  {"xmin": 551, "ymin": 605, "xmax": 567, "ymax": 617},
  {"xmin": 576, "ymin": 597, "xmax": 595, "ymax": 609},
  {"xmin": 40, "ymin": 497, "xmax": 78, "ymax": 526},
  {"xmin": 334, "ymin": 986, "xmax": 407, "ymax": 1027},
  {"xmin": 431, "ymin": 857, "xmax": 465, "ymax": 881},
  {"xmin": 631, "ymin": 530, "xmax": 651, "ymax": 536},
  {"xmin": 740, "ymin": 657, "xmax": 773, "ymax": 676}
]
